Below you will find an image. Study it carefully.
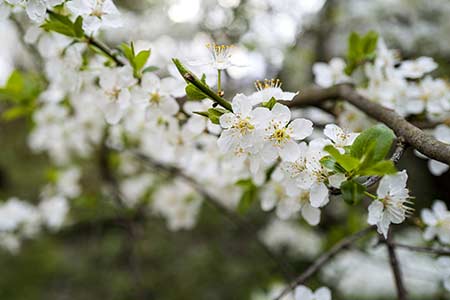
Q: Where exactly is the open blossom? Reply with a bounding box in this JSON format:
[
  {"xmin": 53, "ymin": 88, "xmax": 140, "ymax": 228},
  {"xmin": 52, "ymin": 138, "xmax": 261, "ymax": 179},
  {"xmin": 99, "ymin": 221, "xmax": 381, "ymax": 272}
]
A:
[
  {"xmin": 249, "ymin": 79, "xmax": 298, "ymax": 105},
  {"xmin": 368, "ymin": 170, "xmax": 412, "ymax": 237},
  {"xmin": 190, "ymin": 43, "xmax": 237, "ymax": 71},
  {"xmin": 132, "ymin": 73, "xmax": 180, "ymax": 121},
  {"xmin": 5, "ymin": 0, "xmax": 63, "ymax": 22},
  {"xmin": 97, "ymin": 66, "xmax": 136, "ymax": 125},
  {"xmin": 217, "ymin": 94, "xmax": 271, "ymax": 153},
  {"xmin": 67, "ymin": 0, "xmax": 122, "ymax": 34},
  {"xmin": 323, "ymin": 124, "xmax": 359, "ymax": 153},
  {"xmin": 313, "ymin": 58, "xmax": 350, "ymax": 88},
  {"xmin": 405, "ymin": 77, "xmax": 449, "ymax": 117},
  {"xmin": 261, "ymin": 103, "xmax": 313, "ymax": 163},
  {"xmin": 398, "ymin": 56, "xmax": 437, "ymax": 79},
  {"xmin": 294, "ymin": 285, "xmax": 332, "ymax": 300},
  {"xmin": 421, "ymin": 200, "xmax": 450, "ymax": 244},
  {"xmin": 260, "ymin": 179, "xmax": 321, "ymax": 225}
]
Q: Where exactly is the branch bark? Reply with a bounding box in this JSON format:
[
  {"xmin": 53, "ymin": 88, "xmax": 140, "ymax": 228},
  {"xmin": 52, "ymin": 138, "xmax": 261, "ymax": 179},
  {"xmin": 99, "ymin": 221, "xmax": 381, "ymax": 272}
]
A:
[
  {"xmin": 284, "ymin": 84, "xmax": 450, "ymax": 165},
  {"xmin": 273, "ymin": 226, "xmax": 375, "ymax": 300}
]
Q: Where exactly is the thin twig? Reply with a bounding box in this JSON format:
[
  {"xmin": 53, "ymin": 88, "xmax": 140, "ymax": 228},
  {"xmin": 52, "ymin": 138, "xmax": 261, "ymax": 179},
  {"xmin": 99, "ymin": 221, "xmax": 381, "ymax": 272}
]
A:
[
  {"xmin": 384, "ymin": 229, "xmax": 409, "ymax": 300},
  {"xmin": 273, "ymin": 226, "xmax": 375, "ymax": 300},
  {"xmin": 383, "ymin": 242, "xmax": 450, "ymax": 256}
]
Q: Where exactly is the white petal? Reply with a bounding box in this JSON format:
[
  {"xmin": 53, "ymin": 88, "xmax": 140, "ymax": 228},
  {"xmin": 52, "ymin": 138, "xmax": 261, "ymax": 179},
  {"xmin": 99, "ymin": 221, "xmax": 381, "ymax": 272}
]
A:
[
  {"xmin": 232, "ymin": 94, "xmax": 252, "ymax": 116},
  {"xmin": 271, "ymin": 103, "xmax": 291, "ymax": 126},
  {"xmin": 302, "ymin": 203, "xmax": 321, "ymax": 226},
  {"xmin": 219, "ymin": 113, "xmax": 236, "ymax": 129},
  {"xmin": 323, "ymin": 124, "xmax": 342, "ymax": 143},
  {"xmin": 367, "ymin": 201, "xmax": 384, "ymax": 225},
  {"xmin": 289, "ymin": 118, "xmax": 314, "ymax": 140},
  {"xmin": 428, "ymin": 159, "xmax": 449, "ymax": 176},
  {"xmin": 315, "ymin": 287, "xmax": 332, "ymax": 300},
  {"xmin": 328, "ymin": 173, "xmax": 346, "ymax": 188},
  {"xmin": 279, "ymin": 140, "xmax": 300, "ymax": 162},
  {"xmin": 294, "ymin": 285, "xmax": 313, "ymax": 300},
  {"xmin": 309, "ymin": 182, "xmax": 329, "ymax": 208},
  {"xmin": 421, "ymin": 209, "xmax": 437, "ymax": 226}
]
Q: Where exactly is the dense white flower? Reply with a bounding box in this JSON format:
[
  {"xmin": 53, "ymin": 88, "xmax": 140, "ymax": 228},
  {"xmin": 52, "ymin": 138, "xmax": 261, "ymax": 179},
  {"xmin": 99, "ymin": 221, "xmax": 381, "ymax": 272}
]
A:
[
  {"xmin": 217, "ymin": 93, "xmax": 270, "ymax": 153},
  {"xmin": 421, "ymin": 200, "xmax": 450, "ymax": 244},
  {"xmin": 261, "ymin": 103, "xmax": 313, "ymax": 163},
  {"xmin": 294, "ymin": 285, "xmax": 331, "ymax": 300},
  {"xmin": 368, "ymin": 170, "xmax": 412, "ymax": 237},
  {"xmin": 67, "ymin": 0, "xmax": 122, "ymax": 34},
  {"xmin": 132, "ymin": 73, "xmax": 180, "ymax": 121},
  {"xmin": 97, "ymin": 66, "xmax": 136, "ymax": 125},
  {"xmin": 323, "ymin": 124, "xmax": 359, "ymax": 153},
  {"xmin": 249, "ymin": 79, "xmax": 298, "ymax": 105},
  {"xmin": 398, "ymin": 56, "xmax": 437, "ymax": 79},
  {"xmin": 313, "ymin": 58, "xmax": 350, "ymax": 88},
  {"xmin": 39, "ymin": 195, "xmax": 69, "ymax": 230},
  {"xmin": 152, "ymin": 180, "xmax": 202, "ymax": 231}
]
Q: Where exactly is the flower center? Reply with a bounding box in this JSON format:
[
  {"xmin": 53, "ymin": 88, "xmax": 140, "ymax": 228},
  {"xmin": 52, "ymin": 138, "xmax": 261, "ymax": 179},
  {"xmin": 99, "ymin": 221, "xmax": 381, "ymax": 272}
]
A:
[
  {"xmin": 206, "ymin": 43, "xmax": 232, "ymax": 60},
  {"xmin": 91, "ymin": 0, "xmax": 106, "ymax": 17},
  {"xmin": 269, "ymin": 127, "xmax": 290, "ymax": 145},
  {"xmin": 232, "ymin": 117, "xmax": 254, "ymax": 135},
  {"xmin": 254, "ymin": 78, "xmax": 282, "ymax": 91},
  {"xmin": 105, "ymin": 87, "xmax": 120, "ymax": 100},
  {"xmin": 149, "ymin": 92, "xmax": 161, "ymax": 105}
]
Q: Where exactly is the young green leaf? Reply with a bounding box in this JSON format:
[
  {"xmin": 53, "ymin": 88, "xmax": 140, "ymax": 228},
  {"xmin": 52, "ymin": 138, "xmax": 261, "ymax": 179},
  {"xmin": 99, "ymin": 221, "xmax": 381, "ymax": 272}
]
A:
[
  {"xmin": 350, "ymin": 124, "xmax": 395, "ymax": 162},
  {"xmin": 186, "ymin": 83, "xmax": 208, "ymax": 100},
  {"xmin": 262, "ymin": 97, "xmax": 277, "ymax": 110},
  {"xmin": 340, "ymin": 180, "xmax": 366, "ymax": 205},
  {"xmin": 324, "ymin": 145, "xmax": 360, "ymax": 172},
  {"xmin": 358, "ymin": 159, "xmax": 397, "ymax": 176}
]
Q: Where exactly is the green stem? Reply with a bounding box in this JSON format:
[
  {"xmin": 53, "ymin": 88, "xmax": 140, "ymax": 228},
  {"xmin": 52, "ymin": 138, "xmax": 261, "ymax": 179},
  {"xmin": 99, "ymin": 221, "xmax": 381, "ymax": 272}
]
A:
[
  {"xmin": 172, "ymin": 58, "xmax": 233, "ymax": 111},
  {"xmin": 217, "ymin": 69, "xmax": 222, "ymax": 94},
  {"xmin": 364, "ymin": 191, "xmax": 377, "ymax": 200}
]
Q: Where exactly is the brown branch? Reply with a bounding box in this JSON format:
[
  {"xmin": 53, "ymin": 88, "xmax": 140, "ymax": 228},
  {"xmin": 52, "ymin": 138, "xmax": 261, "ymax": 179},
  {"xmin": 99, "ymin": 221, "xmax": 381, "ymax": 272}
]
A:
[
  {"xmin": 384, "ymin": 230, "xmax": 409, "ymax": 300},
  {"xmin": 273, "ymin": 226, "xmax": 375, "ymax": 300},
  {"xmin": 127, "ymin": 150, "xmax": 295, "ymax": 281},
  {"xmin": 285, "ymin": 84, "xmax": 450, "ymax": 165}
]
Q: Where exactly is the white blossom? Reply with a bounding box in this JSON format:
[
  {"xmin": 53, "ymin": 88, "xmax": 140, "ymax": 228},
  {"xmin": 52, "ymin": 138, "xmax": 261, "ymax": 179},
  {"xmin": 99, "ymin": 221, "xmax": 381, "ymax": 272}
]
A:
[
  {"xmin": 368, "ymin": 170, "xmax": 412, "ymax": 237},
  {"xmin": 421, "ymin": 200, "xmax": 450, "ymax": 244},
  {"xmin": 294, "ymin": 285, "xmax": 332, "ymax": 300}
]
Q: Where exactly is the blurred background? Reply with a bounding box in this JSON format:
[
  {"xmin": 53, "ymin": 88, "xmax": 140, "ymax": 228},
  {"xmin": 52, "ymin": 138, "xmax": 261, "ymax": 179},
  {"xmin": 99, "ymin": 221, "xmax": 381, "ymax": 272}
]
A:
[{"xmin": 0, "ymin": 0, "xmax": 450, "ymax": 299}]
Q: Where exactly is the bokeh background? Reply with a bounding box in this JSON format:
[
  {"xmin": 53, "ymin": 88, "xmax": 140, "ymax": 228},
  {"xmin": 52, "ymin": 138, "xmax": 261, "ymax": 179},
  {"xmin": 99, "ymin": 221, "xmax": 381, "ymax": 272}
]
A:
[{"xmin": 0, "ymin": 0, "xmax": 450, "ymax": 299}]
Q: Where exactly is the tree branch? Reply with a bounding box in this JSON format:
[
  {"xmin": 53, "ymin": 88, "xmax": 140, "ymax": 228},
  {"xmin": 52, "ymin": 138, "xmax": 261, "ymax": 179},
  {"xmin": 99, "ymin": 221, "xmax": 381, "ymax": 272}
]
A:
[
  {"xmin": 285, "ymin": 84, "xmax": 450, "ymax": 165},
  {"xmin": 384, "ymin": 229, "xmax": 409, "ymax": 300},
  {"xmin": 273, "ymin": 226, "xmax": 375, "ymax": 300}
]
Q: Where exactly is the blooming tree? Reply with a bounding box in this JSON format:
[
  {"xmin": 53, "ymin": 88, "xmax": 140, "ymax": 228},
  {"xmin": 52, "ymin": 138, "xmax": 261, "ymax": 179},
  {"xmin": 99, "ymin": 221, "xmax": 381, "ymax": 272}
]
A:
[{"xmin": 0, "ymin": 1, "xmax": 450, "ymax": 299}]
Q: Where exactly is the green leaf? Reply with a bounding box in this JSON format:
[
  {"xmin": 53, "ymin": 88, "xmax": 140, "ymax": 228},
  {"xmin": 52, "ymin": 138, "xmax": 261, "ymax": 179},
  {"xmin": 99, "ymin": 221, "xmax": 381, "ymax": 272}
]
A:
[
  {"xmin": 324, "ymin": 145, "xmax": 360, "ymax": 172},
  {"xmin": 341, "ymin": 180, "xmax": 366, "ymax": 205},
  {"xmin": 350, "ymin": 124, "xmax": 395, "ymax": 162},
  {"xmin": 262, "ymin": 97, "xmax": 277, "ymax": 110},
  {"xmin": 2, "ymin": 106, "xmax": 30, "ymax": 121},
  {"xmin": 236, "ymin": 179, "xmax": 258, "ymax": 214},
  {"xmin": 345, "ymin": 31, "xmax": 379, "ymax": 75},
  {"xmin": 186, "ymin": 83, "xmax": 208, "ymax": 100},
  {"xmin": 358, "ymin": 160, "xmax": 396, "ymax": 176},
  {"xmin": 134, "ymin": 49, "xmax": 151, "ymax": 72},
  {"xmin": 207, "ymin": 108, "xmax": 226, "ymax": 124},
  {"xmin": 120, "ymin": 43, "xmax": 135, "ymax": 64},
  {"xmin": 320, "ymin": 156, "xmax": 346, "ymax": 173},
  {"xmin": 142, "ymin": 66, "xmax": 159, "ymax": 73},
  {"xmin": 41, "ymin": 12, "xmax": 84, "ymax": 38},
  {"xmin": 193, "ymin": 108, "xmax": 226, "ymax": 124}
]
